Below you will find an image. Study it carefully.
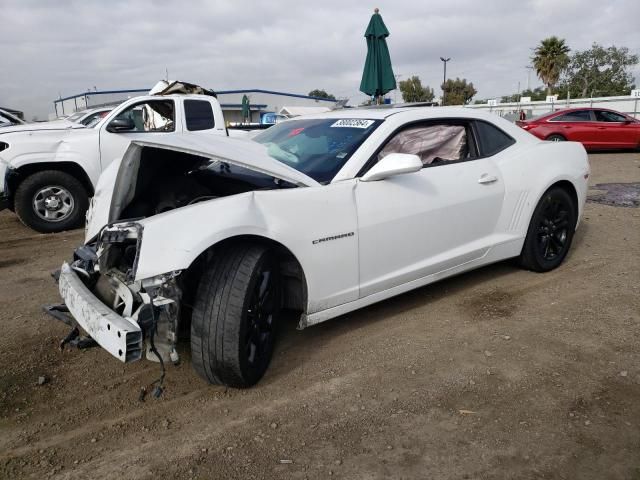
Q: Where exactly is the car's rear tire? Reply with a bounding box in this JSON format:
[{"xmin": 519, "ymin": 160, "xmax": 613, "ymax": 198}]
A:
[
  {"xmin": 546, "ymin": 134, "xmax": 566, "ymax": 142},
  {"xmin": 14, "ymin": 170, "xmax": 89, "ymax": 233},
  {"xmin": 191, "ymin": 243, "xmax": 281, "ymax": 388},
  {"xmin": 519, "ymin": 187, "xmax": 577, "ymax": 272}
]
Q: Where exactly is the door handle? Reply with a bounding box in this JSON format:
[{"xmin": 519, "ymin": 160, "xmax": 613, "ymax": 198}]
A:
[
  {"xmin": 597, "ymin": 126, "xmax": 606, "ymax": 129},
  {"xmin": 478, "ymin": 174, "xmax": 498, "ymax": 184}
]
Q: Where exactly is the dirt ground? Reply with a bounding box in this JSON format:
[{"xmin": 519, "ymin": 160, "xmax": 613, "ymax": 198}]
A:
[{"xmin": 1, "ymin": 152, "xmax": 639, "ymax": 480}]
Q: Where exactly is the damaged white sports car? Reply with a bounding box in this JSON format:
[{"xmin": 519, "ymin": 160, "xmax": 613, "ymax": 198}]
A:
[{"xmin": 56, "ymin": 106, "xmax": 590, "ymax": 388}]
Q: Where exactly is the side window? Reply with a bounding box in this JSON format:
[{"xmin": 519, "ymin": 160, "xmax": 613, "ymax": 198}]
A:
[
  {"xmin": 552, "ymin": 110, "xmax": 592, "ymax": 122},
  {"xmin": 184, "ymin": 100, "xmax": 215, "ymax": 131},
  {"xmin": 474, "ymin": 121, "xmax": 514, "ymax": 156},
  {"xmin": 595, "ymin": 110, "xmax": 626, "ymax": 122},
  {"xmin": 110, "ymin": 100, "xmax": 175, "ymax": 132},
  {"xmin": 378, "ymin": 123, "xmax": 473, "ymax": 166}
]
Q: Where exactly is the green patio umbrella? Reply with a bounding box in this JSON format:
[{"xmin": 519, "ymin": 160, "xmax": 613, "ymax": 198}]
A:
[
  {"xmin": 359, "ymin": 8, "xmax": 396, "ymax": 102},
  {"xmin": 241, "ymin": 94, "xmax": 250, "ymax": 122}
]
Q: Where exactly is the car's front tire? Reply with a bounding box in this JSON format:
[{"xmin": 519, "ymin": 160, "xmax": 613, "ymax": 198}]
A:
[
  {"xmin": 191, "ymin": 243, "xmax": 281, "ymax": 388},
  {"xmin": 519, "ymin": 187, "xmax": 577, "ymax": 272},
  {"xmin": 14, "ymin": 170, "xmax": 89, "ymax": 233}
]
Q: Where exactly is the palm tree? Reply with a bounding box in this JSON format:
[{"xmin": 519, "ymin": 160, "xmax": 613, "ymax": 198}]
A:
[{"xmin": 532, "ymin": 36, "xmax": 570, "ymax": 95}]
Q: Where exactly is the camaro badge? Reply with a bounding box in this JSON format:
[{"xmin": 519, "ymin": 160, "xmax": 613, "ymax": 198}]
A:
[{"xmin": 312, "ymin": 232, "xmax": 355, "ymax": 245}]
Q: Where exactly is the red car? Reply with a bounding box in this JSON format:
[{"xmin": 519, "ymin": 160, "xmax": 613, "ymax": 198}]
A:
[{"xmin": 517, "ymin": 107, "xmax": 640, "ymax": 150}]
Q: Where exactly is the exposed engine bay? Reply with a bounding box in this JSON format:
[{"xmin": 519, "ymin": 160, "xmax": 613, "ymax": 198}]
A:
[
  {"xmin": 58, "ymin": 146, "xmax": 301, "ymax": 392},
  {"xmin": 68, "ymin": 224, "xmax": 181, "ymax": 364},
  {"xmin": 116, "ymin": 146, "xmax": 295, "ymax": 220}
]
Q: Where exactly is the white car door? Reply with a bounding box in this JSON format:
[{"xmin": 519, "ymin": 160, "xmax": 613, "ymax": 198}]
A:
[
  {"xmin": 355, "ymin": 120, "xmax": 507, "ymax": 297},
  {"xmin": 98, "ymin": 99, "xmax": 180, "ymax": 171}
]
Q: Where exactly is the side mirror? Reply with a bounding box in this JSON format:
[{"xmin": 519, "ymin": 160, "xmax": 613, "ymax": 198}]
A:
[
  {"xmin": 107, "ymin": 117, "xmax": 135, "ymax": 133},
  {"xmin": 622, "ymin": 119, "xmax": 632, "ymax": 125},
  {"xmin": 361, "ymin": 153, "xmax": 423, "ymax": 182}
]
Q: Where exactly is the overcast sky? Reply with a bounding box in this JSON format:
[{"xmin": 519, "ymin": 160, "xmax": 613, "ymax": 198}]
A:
[{"xmin": 1, "ymin": 0, "xmax": 639, "ymax": 119}]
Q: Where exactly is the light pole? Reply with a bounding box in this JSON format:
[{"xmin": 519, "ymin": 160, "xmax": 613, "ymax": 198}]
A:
[
  {"xmin": 525, "ymin": 65, "xmax": 534, "ymax": 91},
  {"xmin": 394, "ymin": 73, "xmax": 403, "ymax": 103},
  {"xmin": 440, "ymin": 57, "xmax": 450, "ymax": 105}
]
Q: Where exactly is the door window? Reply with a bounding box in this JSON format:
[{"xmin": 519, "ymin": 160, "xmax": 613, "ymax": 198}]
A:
[
  {"xmin": 377, "ymin": 123, "xmax": 474, "ymax": 166},
  {"xmin": 551, "ymin": 110, "xmax": 592, "ymax": 122},
  {"xmin": 110, "ymin": 100, "xmax": 175, "ymax": 132},
  {"xmin": 184, "ymin": 100, "xmax": 215, "ymax": 131},
  {"xmin": 594, "ymin": 110, "xmax": 627, "ymax": 122}
]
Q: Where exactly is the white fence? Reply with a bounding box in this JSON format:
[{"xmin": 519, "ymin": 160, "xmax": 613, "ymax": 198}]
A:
[{"xmin": 466, "ymin": 95, "xmax": 640, "ymax": 122}]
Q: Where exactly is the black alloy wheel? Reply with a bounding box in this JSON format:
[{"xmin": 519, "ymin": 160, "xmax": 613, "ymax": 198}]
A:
[
  {"xmin": 536, "ymin": 197, "xmax": 571, "ymax": 261},
  {"xmin": 243, "ymin": 267, "xmax": 278, "ymax": 372},
  {"xmin": 191, "ymin": 243, "xmax": 282, "ymax": 388},
  {"xmin": 519, "ymin": 187, "xmax": 577, "ymax": 272}
]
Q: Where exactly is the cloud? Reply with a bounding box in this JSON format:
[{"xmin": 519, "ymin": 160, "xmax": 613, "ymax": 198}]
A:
[{"xmin": 1, "ymin": 0, "xmax": 639, "ymax": 119}]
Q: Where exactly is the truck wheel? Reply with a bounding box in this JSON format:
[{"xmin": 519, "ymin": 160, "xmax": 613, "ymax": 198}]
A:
[
  {"xmin": 191, "ymin": 244, "xmax": 282, "ymax": 388},
  {"xmin": 519, "ymin": 187, "xmax": 577, "ymax": 272},
  {"xmin": 14, "ymin": 170, "xmax": 89, "ymax": 233}
]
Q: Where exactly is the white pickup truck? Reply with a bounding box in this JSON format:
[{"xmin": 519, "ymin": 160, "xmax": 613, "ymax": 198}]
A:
[{"xmin": 0, "ymin": 90, "xmax": 231, "ymax": 232}]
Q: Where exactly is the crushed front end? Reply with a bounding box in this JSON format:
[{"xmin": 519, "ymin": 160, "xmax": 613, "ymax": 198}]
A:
[{"xmin": 57, "ymin": 222, "xmax": 181, "ymax": 365}]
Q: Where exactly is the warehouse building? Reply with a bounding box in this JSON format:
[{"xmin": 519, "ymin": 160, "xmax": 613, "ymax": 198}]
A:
[{"xmin": 52, "ymin": 88, "xmax": 339, "ymax": 123}]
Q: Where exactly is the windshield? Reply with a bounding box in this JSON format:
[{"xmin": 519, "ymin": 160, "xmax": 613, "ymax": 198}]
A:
[
  {"xmin": 252, "ymin": 118, "xmax": 382, "ymax": 183},
  {"xmin": 67, "ymin": 111, "xmax": 87, "ymax": 123},
  {"xmin": 84, "ymin": 116, "xmax": 102, "ymax": 128}
]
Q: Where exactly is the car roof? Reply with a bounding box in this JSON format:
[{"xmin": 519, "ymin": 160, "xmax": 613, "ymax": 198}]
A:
[
  {"xmin": 292, "ymin": 106, "xmax": 504, "ymax": 121},
  {"xmin": 543, "ymin": 106, "xmax": 625, "ymax": 117}
]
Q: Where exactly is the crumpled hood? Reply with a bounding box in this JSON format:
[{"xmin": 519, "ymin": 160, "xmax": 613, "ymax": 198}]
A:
[
  {"xmin": 85, "ymin": 135, "xmax": 320, "ymax": 240},
  {"xmin": 129, "ymin": 135, "xmax": 320, "ymax": 188}
]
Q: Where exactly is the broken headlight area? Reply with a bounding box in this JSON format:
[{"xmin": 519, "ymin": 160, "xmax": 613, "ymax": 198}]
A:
[
  {"xmin": 64, "ymin": 222, "xmax": 183, "ymax": 365},
  {"xmin": 96, "ymin": 222, "xmax": 143, "ymax": 282}
]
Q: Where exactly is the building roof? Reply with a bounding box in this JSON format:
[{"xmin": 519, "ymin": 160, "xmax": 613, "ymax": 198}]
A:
[
  {"xmin": 279, "ymin": 106, "xmax": 332, "ymax": 116},
  {"xmin": 53, "ymin": 88, "xmax": 338, "ymax": 105}
]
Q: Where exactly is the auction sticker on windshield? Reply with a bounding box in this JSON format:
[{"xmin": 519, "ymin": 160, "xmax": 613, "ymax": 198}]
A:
[{"xmin": 331, "ymin": 119, "xmax": 375, "ymax": 129}]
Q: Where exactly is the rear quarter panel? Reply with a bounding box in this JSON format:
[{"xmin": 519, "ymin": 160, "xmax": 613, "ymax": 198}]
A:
[{"xmin": 495, "ymin": 140, "xmax": 589, "ymax": 242}]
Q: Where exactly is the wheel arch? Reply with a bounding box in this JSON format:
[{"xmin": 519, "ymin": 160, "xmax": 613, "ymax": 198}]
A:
[
  {"xmin": 7, "ymin": 161, "xmax": 94, "ymax": 208},
  {"xmin": 181, "ymin": 234, "xmax": 309, "ymax": 321},
  {"xmin": 545, "ymin": 133, "xmax": 567, "ymax": 141},
  {"xmin": 526, "ymin": 178, "xmax": 580, "ymax": 232},
  {"xmin": 551, "ymin": 179, "xmax": 579, "ymax": 217}
]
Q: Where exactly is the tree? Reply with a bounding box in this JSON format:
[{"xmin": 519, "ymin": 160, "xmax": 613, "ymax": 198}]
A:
[
  {"xmin": 501, "ymin": 87, "xmax": 547, "ymax": 103},
  {"xmin": 308, "ymin": 89, "xmax": 336, "ymax": 100},
  {"xmin": 441, "ymin": 78, "xmax": 477, "ymax": 105},
  {"xmin": 532, "ymin": 36, "xmax": 570, "ymax": 95},
  {"xmin": 398, "ymin": 76, "xmax": 435, "ymax": 103},
  {"xmin": 520, "ymin": 87, "xmax": 548, "ymax": 101},
  {"xmin": 558, "ymin": 43, "xmax": 638, "ymax": 98}
]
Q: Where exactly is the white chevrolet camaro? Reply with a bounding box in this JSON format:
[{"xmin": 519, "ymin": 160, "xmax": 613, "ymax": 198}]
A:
[{"xmin": 56, "ymin": 106, "xmax": 590, "ymax": 388}]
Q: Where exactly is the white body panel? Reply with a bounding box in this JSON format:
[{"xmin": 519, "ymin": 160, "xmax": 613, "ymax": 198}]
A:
[
  {"xmin": 82, "ymin": 106, "xmax": 590, "ymax": 328},
  {"xmin": 356, "ymin": 155, "xmax": 504, "ymax": 297},
  {"xmin": 0, "ymin": 94, "xmax": 228, "ymax": 198}
]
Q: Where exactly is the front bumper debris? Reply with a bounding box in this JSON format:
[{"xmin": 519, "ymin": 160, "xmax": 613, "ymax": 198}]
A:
[{"xmin": 58, "ymin": 262, "xmax": 143, "ymax": 362}]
